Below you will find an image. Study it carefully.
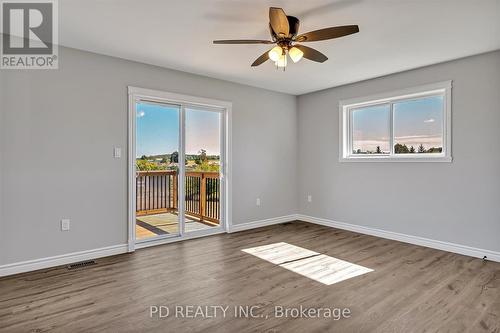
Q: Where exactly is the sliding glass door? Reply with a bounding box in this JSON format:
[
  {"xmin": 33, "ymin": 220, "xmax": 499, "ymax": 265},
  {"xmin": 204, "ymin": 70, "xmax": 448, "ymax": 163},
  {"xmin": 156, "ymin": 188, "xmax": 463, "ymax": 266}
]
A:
[
  {"xmin": 132, "ymin": 95, "xmax": 226, "ymax": 245},
  {"xmin": 135, "ymin": 102, "xmax": 181, "ymax": 241},
  {"xmin": 184, "ymin": 107, "xmax": 222, "ymax": 233}
]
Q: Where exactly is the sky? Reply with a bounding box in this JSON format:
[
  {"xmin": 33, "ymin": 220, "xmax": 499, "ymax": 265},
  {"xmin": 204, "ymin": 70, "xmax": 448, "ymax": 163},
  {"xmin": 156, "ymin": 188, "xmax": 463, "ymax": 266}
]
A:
[
  {"xmin": 136, "ymin": 103, "xmax": 220, "ymax": 157},
  {"xmin": 352, "ymin": 95, "xmax": 443, "ymax": 153}
]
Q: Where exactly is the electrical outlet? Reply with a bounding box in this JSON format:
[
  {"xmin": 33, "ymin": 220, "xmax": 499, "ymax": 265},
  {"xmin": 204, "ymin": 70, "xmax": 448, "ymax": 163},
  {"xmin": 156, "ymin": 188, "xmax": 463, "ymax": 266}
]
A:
[
  {"xmin": 307, "ymin": 195, "xmax": 312, "ymax": 203},
  {"xmin": 256, "ymin": 198, "xmax": 261, "ymax": 206},
  {"xmin": 113, "ymin": 147, "xmax": 121, "ymax": 158},
  {"xmin": 61, "ymin": 219, "xmax": 70, "ymax": 231}
]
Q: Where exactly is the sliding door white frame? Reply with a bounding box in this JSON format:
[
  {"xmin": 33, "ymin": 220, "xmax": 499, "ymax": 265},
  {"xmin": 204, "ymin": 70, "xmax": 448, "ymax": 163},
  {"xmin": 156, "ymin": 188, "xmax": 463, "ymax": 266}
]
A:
[{"xmin": 127, "ymin": 86, "xmax": 232, "ymax": 252}]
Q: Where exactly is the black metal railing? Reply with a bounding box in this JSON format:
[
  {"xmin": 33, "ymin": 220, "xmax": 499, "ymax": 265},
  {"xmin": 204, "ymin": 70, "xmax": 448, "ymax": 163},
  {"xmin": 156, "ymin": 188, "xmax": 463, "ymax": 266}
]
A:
[
  {"xmin": 185, "ymin": 172, "xmax": 220, "ymax": 223},
  {"xmin": 136, "ymin": 170, "xmax": 177, "ymax": 215}
]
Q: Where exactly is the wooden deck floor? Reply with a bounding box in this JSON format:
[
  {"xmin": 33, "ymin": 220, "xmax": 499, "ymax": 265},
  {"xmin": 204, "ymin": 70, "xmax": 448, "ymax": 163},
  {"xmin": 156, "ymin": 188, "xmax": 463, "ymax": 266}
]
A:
[
  {"xmin": 136, "ymin": 212, "xmax": 214, "ymax": 240},
  {"xmin": 1, "ymin": 221, "xmax": 499, "ymax": 332}
]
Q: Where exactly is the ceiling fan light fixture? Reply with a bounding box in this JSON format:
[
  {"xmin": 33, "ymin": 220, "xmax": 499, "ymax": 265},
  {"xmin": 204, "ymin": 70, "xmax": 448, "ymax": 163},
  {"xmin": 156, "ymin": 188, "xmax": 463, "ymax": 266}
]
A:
[
  {"xmin": 268, "ymin": 46, "xmax": 283, "ymax": 62},
  {"xmin": 213, "ymin": 7, "xmax": 359, "ymax": 69},
  {"xmin": 289, "ymin": 46, "xmax": 304, "ymax": 63},
  {"xmin": 275, "ymin": 53, "xmax": 287, "ymax": 68}
]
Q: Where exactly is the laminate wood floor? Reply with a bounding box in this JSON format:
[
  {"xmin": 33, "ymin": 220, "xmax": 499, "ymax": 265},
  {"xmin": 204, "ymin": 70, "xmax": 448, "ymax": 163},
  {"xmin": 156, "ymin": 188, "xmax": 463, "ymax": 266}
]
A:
[{"xmin": 1, "ymin": 221, "xmax": 499, "ymax": 332}]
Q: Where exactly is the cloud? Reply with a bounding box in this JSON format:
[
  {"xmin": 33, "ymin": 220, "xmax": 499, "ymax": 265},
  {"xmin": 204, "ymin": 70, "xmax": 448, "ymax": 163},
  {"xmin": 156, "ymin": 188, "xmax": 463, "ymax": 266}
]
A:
[
  {"xmin": 424, "ymin": 118, "xmax": 435, "ymax": 123},
  {"xmin": 395, "ymin": 134, "xmax": 441, "ymax": 140},
  {"xmin": 137, "ymin": 110, "xmax": 145, "ymax": 118},
  {"xmin": 394, "ymin": 135, "xmax": 442, "ymax": 148}
]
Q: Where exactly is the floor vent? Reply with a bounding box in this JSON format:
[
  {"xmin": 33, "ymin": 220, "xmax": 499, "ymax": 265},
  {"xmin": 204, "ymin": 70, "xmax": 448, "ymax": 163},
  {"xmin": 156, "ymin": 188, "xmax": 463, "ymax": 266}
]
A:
[{"xmin": 67, "ymin": 260, "xmax": 97, "ymax": 270}]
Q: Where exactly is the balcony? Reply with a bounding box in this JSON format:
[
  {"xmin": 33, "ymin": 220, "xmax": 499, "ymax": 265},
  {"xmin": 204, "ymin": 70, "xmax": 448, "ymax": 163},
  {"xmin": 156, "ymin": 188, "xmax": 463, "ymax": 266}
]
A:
[{"xmin": 135, "ymin": 170, "xmax": 220, "ymax": 240}]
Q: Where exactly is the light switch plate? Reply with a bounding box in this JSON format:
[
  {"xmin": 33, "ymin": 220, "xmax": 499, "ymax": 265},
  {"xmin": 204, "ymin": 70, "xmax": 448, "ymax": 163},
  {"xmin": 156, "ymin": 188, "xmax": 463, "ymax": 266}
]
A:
[
  {"xmin": 61, "ymin": 219, "xmax": 70, "ymax": 231},
  {"xmin": 114, "ymin": 147, "xmax": 121, "ymax": 158}
]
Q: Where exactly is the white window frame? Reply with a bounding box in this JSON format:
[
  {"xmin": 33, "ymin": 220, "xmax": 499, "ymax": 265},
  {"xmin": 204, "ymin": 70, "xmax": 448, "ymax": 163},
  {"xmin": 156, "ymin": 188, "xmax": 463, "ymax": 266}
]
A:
[{"xmin": 339, "ymin": 81, "xmax": 452, "ymax": 162}]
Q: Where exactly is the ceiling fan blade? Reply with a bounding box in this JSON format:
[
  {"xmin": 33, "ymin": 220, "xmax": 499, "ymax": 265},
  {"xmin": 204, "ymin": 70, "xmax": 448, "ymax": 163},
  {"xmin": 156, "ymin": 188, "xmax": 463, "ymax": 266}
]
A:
[
  {"xmin": 287, "ymin": 16, "xmax": 300, "ymax": 38},
  {"xmin": 295, "ymin": 25, "xmax": 359, "ymax": 42},
  {"xmin": 294, "ymin": 45, "xmax": 328, "ymax": 63},
  {"xmin": 213, "ymin": 39, "xmax": 274, "ymax": 44},
  {"xmin": 269, "ymin": 7, "xmax": 289, "ymax": 37},
  {"xmin": 251, "ymin": 50, "xmax": 270, "ymax": 67}
]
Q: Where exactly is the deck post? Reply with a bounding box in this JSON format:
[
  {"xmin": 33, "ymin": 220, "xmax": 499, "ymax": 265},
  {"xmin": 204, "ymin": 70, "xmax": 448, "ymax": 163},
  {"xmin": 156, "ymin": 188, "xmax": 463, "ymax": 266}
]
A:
[
  {"xmin": 173, "ymin": 172, "xmax": 178, "ymax": 210},
  {"xmin": 200, "ymin": 173, "xmax": 206, "ymax": 221}
]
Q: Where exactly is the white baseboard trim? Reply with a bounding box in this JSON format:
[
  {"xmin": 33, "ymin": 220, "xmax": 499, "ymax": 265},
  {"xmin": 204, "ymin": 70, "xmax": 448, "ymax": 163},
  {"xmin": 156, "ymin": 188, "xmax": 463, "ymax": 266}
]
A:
[
  {"xmin": 0, "ymin": 244, "xmax": 129, "ymax": 277},
  {"xmin": 1, "ymin": 214, "xmax": 298, "ymax": 277},
  {"xmin": 4, "ymin": 214, "xmax": 497, "ymax": 277},
  {"xmin": 297, "ymin": 214, "xmax": 500, "ymax": 263},
  {"xmin": 228, "ymin": 214, "xmax": 299, "ymax": 233}
]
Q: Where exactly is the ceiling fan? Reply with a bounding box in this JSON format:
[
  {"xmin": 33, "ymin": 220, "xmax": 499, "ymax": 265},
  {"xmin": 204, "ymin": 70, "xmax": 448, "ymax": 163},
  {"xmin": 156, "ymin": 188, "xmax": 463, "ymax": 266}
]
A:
[{"xmin": 213, "ymin": 7, "xmax": 359, "ymax": 70}]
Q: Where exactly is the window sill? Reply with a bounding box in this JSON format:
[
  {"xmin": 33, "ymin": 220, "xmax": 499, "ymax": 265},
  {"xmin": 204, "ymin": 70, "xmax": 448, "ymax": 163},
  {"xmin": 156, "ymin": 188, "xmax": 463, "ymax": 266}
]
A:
[{"xmin": 339, "ymin": 156, "xmax": 453, "ymax": 163}]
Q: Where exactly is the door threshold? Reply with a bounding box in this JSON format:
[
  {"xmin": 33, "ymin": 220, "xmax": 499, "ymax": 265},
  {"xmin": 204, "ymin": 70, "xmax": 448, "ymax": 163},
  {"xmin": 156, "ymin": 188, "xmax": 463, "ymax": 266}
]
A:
[{"xmin": 135, "ymin": 228, "xmax": 226, "ymax": 249}]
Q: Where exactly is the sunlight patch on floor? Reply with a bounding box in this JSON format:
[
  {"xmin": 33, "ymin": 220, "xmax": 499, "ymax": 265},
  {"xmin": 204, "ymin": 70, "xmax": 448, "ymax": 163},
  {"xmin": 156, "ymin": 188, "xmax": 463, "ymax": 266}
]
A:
[{"xmin": 242, "ymin": 242, "xmax": 373, "ymax": 285}]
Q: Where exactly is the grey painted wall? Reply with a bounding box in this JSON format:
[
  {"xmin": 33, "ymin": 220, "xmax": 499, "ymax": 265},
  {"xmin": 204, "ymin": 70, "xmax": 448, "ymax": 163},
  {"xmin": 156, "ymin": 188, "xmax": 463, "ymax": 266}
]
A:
[
  {"xmin": 298, "ymin": 51, "xmax": 500, "ymax": 252},
  {"xmin": 2, "ymin": 46, "xmax": 498, "ymax": 267},
  {"xmin": 0, "ymin": 47, "xmax": 298, "ymax": 265}
]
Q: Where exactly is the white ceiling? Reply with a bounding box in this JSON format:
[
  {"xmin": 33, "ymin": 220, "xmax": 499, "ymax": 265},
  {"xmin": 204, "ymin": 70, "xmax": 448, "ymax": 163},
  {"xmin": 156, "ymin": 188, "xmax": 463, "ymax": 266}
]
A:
[{"xmin": 60, "ymin": 0, "xmax": 500, "ymax": 95}]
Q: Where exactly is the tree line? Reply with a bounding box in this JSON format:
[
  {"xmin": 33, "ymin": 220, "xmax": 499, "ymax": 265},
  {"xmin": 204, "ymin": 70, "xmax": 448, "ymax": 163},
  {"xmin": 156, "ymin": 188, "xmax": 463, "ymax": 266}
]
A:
[
  {"xmin": 354, "ymin": 144, "xmax": 442, "ymax": 154},
  {"xmin": 394, "ymin": 144, "xmax": 442, "ymax": 154},
  {"xmin": 136, "ymin": 149, "xmax": 219, "ymax": 171}
]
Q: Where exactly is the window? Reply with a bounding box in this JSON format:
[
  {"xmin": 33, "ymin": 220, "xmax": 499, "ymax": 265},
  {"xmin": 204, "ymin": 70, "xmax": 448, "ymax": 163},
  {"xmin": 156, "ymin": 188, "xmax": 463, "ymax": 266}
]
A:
[
  {"xmin": 352, "ymin": 104, "xmax": 391, "ymax": 155},
  {"xmin": 340, "ymin": 81, "xmax": 452, "ymax": 162}
]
